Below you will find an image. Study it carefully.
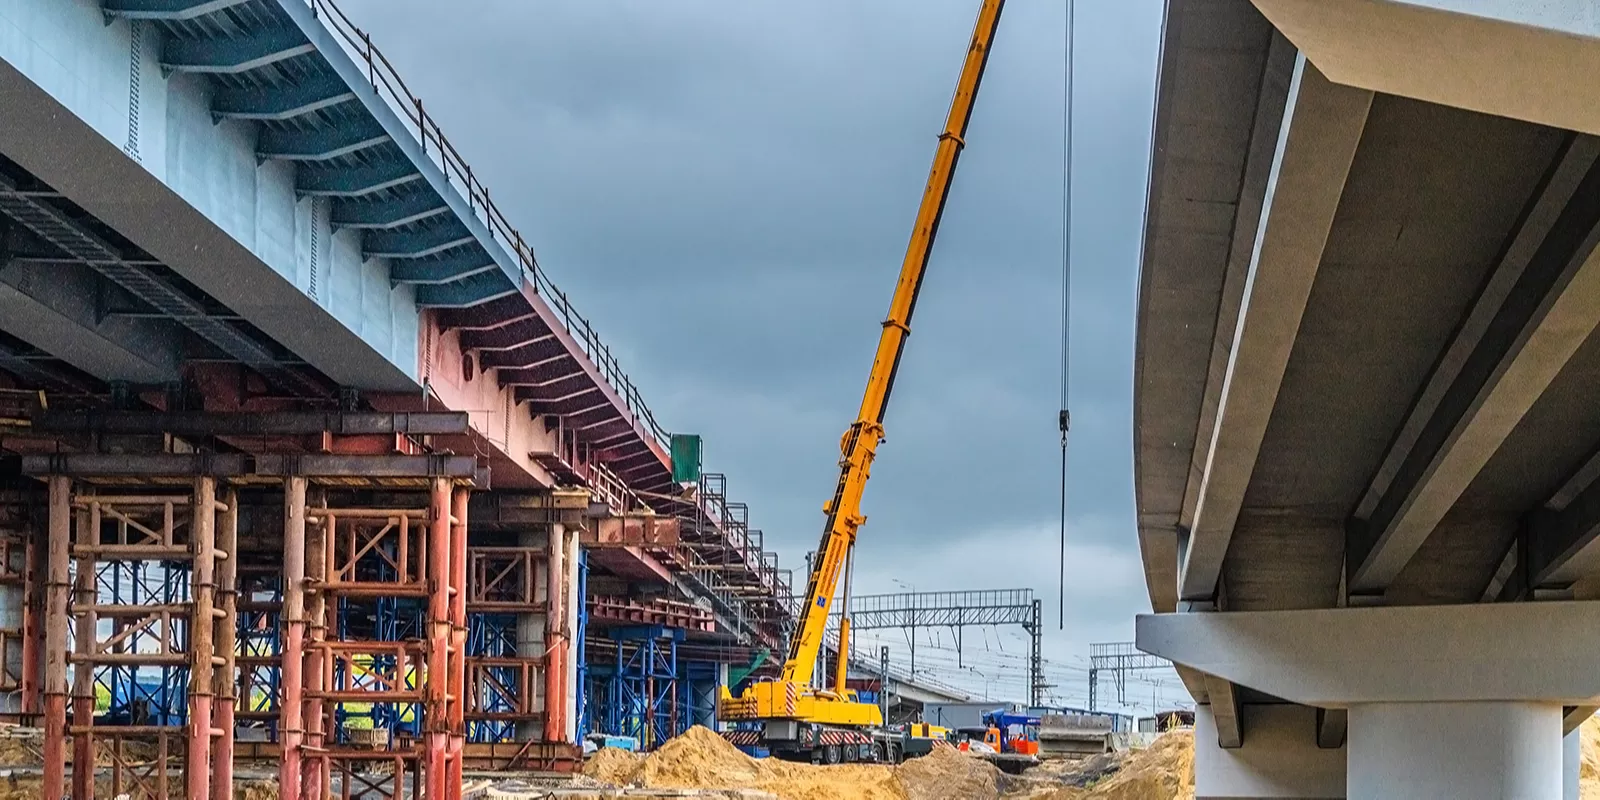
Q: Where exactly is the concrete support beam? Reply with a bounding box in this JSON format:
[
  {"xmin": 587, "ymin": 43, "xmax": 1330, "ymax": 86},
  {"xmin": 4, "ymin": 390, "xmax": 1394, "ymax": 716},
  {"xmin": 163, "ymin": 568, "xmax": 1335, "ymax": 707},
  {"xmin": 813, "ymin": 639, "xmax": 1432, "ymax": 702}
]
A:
[
  {"xmin": 1137, "ymin": 602, "xmax": 1600, "ymax": 706},
  {"xmin": 1179, "ymin": 57, "xmax": 1373, "ymax": 601},
  {"xmin": 1205, "ymin": 674, "xmax": 1243, "ymax": 749},
  {"xmin": 159, "ymin": 28, "xmax": 314, "ymax": 75},
  {"xmin": 1251, "ymin": 0, "xmax": 1600, "ymax": 136},
  {"xmin": 1349, "ymin": 138, "xmax": 1600, "ymax": 592},
  {"xmin": 1564, "ymin": 705, "xmax": 1597, "ymax": 736},
  {"xmin": 1316, "ymin": 708, "xmax": 1347, "ymax": 749},
  {"xmin": 1194, "ymin": 704, "xmax": 1344, "ymax": 800}
]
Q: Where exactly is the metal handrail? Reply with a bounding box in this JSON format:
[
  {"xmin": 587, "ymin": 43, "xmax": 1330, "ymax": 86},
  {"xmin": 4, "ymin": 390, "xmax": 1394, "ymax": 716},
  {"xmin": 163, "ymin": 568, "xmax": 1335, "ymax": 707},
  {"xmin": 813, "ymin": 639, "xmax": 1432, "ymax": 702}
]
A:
[{"xmin": 303, "ymin": 0, "xmax": 670, "ymax": 448}]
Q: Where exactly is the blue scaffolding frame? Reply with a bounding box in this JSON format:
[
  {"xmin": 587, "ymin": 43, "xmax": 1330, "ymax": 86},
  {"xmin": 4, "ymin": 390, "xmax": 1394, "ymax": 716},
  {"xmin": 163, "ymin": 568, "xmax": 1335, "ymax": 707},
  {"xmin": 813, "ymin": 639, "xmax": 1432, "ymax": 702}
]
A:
[
  {"xmin": 93, "ymin": 559, "xmax": 190, "ymax": 726},
  {"xmin": 236, "ymin": 569, "xmax": 282, "ymax": 738},
  {"xmin": 589, "ymin": 625, "xmax": 685, "ymax": 749},
  {"xmin": 464, "ymin": 612, "xmax": 519, "ymax": 742}
]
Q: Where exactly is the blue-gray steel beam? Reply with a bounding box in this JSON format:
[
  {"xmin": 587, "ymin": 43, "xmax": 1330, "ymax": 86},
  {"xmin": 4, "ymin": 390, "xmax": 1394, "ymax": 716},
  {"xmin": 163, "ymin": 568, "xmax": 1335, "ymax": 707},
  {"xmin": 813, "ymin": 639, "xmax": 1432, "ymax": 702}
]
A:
[
  {"xmin": 296, "ymin": 160, "xmax": 421, "ymax": 197},
  {"xmin": 257, "ymin": 118, "xmax": 389, "ymax": 162},
  {"xmin": 211, "ymin": 75, "xmax": 356, "ymax": 122},
  {"xmin": 0, "ymin": 176, "xmax": 324, "ymax": 396},
  {"xmin": 160, "ymin": 28, "xmax": 314, "ymax": 75},
  {"xmin": 364, "ymin": 224, "xmax": 475, "ymax": 260},
  {"xmin": 413, "ymin": 271, "xmax": 516, "ymax": 308},
  {"xmin": 331, "ymin": 192, "xmax": 450, "ymax": 230},
  {"xmin": 101, "ymin": 0, "xmax": 248, "ymax": 20},
  {"xmin": 0, "ymin": 259, "xmax": 181, "ymax": 383},
  {"xmin": 388, "ymin": 250, "xmax": 497, "ymax": 284}
]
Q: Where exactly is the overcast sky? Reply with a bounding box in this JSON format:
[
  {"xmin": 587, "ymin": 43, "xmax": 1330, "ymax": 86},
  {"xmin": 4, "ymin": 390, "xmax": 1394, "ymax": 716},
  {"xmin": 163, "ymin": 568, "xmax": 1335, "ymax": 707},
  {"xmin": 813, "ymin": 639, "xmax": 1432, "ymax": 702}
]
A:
[{"xmin": 341, "ymin": 0, "xmax": 1175, "ymax": 712}]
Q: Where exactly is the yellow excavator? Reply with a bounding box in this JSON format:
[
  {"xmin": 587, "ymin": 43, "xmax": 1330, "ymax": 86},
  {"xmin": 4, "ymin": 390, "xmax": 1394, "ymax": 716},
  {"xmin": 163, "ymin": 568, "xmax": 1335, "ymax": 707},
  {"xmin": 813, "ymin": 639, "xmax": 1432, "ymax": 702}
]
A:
[{"xmin": 717, "ymin": 0, "xmax": 1005, "ymax": 764}]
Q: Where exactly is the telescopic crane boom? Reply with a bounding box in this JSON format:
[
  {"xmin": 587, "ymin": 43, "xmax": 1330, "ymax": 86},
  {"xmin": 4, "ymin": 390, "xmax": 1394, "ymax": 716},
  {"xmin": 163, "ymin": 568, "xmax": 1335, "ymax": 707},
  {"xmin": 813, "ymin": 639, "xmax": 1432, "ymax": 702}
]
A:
[{"xmin": 720, "ymin": 0, "xmax": 1006, "ymax": 734}]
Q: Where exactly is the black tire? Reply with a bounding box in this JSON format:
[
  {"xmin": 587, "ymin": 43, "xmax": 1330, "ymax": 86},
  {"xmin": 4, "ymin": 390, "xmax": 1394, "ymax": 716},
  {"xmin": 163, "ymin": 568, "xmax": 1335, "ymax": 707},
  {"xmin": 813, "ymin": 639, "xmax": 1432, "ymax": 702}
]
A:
[
  {"xmin": 889, "ymin": 743, "xmax": 902, "ymax": 764},
  {"xmin": 824, "ymin": 744, "xmax": 842, "ymax": 764},
  {"xmin": 873, "ymin": 743, "xmax": 887, "ymax": 763}
]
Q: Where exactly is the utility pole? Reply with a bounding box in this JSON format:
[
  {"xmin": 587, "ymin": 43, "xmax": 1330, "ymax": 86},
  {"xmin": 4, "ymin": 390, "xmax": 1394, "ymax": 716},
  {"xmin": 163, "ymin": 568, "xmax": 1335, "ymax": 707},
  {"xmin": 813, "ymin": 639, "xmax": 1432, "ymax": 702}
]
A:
[{"xmin": 880, "ymin": 646, "xmax": 890, "ymax": 725}]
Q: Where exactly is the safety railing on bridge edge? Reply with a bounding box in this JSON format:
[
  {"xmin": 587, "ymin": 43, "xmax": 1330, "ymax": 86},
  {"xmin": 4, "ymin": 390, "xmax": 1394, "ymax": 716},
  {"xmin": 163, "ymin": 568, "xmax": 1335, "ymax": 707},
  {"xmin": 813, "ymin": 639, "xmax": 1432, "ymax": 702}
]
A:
[{"xmin": 303, "ymin": 0, "xmax": 670, "ymax": 450}]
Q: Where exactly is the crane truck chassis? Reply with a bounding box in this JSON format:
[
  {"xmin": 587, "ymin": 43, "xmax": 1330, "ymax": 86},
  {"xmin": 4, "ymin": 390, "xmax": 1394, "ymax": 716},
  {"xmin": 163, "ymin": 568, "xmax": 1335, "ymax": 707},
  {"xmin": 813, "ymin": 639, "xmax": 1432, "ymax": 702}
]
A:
[{"xmin": 723, "ymin": 719, "xmax": 947, "ymax": 764}]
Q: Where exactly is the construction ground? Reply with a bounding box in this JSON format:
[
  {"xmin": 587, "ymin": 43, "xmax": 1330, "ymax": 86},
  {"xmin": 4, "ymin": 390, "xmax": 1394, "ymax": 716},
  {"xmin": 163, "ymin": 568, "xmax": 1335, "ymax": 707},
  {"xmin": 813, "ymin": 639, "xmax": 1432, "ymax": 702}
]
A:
[{"xmin": 0, "ymin": 716, "xmax": 1593, "ymax": 800}]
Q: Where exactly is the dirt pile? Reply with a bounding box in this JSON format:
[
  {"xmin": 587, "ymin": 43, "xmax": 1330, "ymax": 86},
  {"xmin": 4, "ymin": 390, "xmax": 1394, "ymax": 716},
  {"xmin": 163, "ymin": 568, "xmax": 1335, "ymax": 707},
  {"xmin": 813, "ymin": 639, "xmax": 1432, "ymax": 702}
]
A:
[
  {"xmin": 582, "ymin": 746, "xmax": 645, "ymax": 785},
  {"xmin": 586, "ymin": 726, "xmax": 906, "ymax": 800},
  {"xmin": 1043, "ymin": 730, "xmax": 1194, "ymax": 800},
  {"xmin": 897, "ymin": 743, "xmax": 1005, "ymax": 800}
]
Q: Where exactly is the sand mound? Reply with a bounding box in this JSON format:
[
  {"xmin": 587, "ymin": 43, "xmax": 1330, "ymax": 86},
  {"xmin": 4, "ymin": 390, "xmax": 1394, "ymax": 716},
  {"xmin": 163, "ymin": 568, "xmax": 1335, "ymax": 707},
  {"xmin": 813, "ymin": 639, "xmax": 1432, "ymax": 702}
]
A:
[
  {"xmin": 598, "ymin": 726, "xmax": 905, "ymax": 800},
  {"xmin": 897, "ymin": 743, "xmax": 1004, "ymax": 800},
  {"xmin": 633, "ymin": 726, "xmax": 767, "ymax": 787},
  {"xmin": 583, "ymin": 746, "xmax": 645, "ymax": 785},
  {"xmin": 1044, "ymin": 730, "xmax": 1194, "ymax": 800}
]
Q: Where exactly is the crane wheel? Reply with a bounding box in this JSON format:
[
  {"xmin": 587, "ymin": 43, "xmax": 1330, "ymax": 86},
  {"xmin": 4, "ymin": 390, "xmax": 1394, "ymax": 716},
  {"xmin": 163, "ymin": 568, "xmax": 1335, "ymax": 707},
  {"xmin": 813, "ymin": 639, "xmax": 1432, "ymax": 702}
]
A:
[{"xmin": 823, "ymin": 744, "xmax": 842, "ymax": 765}]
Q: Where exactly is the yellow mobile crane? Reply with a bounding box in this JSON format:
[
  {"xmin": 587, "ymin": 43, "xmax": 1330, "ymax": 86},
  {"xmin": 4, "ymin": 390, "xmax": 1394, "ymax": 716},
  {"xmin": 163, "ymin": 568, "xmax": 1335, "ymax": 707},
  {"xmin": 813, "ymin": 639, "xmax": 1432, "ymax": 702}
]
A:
[{"xmin": 718, "ymin": 0, "xmax": 1006, "ymax": 764}]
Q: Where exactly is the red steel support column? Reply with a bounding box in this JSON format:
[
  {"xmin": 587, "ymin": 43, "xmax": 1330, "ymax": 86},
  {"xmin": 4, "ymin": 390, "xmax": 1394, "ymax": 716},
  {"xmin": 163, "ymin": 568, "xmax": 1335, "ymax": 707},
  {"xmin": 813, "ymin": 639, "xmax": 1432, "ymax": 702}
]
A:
[
  {"xmin": 425, "ymin": 478, "xmax": 451, "ymax": 800},
  {"xmin": 71, "ymin": 500, "xmax": 94, "ymax": 800},
  {"xmin": 20, "ymin": 530, "xmax": 40, "ymax": 717},
  {"xmin": 42, "ymin": 477, "xmax": 68, "ymax": 800},
  {"xmin": 304, "ymin": 489, "xmax": 328, "ymax": 800},
  {"xmin": 543, "ymin": 522, "xmax": 566, "ymax": 743},
  {"xmin": 213, "ymin": 488, "xmax": 239, "ymax": 800},
  {"xmin": 447, "ymin": 487, "xmax": 469, "ymax": 797},
  {"xmin": 280, "ymin": 478, "xmax": 306, "ymax": 800},
  {"xmin": 188, "ymin": 478, "xmax": 217, "ymax": 800}
]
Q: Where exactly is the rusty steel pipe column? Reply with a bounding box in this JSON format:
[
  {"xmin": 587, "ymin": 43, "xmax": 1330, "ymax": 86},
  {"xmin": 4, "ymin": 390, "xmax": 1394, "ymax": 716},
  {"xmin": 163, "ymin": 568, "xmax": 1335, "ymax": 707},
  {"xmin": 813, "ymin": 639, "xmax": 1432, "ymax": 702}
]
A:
[
  {"xmin": 42, "ymin": 478, "xmax": 68, "ymax": 800},
  {"xmin": 425, "ymin": 478, "xmax": 451, "ymax": 800},
  {"xmin": 303, "ymin": 489, "xmax": 329, "ymax": 800},
  {"xmin": 212, "ymin": 488, "xmax": 239, "ymax": 800},
  {"xmin": 71, "ymin": 499, "xmax": 95, "ymax": 800},
  {"xmin": 279, "ymin": 478, "xmax": 307, "ymax": 800},
  {"xmin": 188, "ymin": 477, "xmax": 217, "ymax": 800},
  {"xmin": 447, "ymin": 487, "xmax": 469, "ymax": 797},
  {"xmin": 543, "ymin": 522, "xmax": 566, "ymax": 743},
  {"xmin": 20, "ymin": 532, "xmax": 40, "ymax": 717}
]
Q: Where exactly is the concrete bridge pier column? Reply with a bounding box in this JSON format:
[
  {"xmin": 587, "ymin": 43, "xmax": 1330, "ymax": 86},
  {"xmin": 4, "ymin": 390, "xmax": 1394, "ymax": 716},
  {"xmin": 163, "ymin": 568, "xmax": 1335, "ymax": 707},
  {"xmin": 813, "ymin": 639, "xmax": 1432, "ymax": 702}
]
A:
[{"xmin": 1346, "ymin": 702, "xmax": 1561, "ymax": 799}]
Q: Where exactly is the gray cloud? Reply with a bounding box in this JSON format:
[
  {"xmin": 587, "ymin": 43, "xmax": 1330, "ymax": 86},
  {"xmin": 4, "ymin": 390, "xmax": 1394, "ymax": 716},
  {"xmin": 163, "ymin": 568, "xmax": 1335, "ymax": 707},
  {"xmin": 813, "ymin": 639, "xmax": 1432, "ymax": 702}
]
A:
[{"xmin": 340, "ymin": 0, "xmax": 1176, "ymax": 712}]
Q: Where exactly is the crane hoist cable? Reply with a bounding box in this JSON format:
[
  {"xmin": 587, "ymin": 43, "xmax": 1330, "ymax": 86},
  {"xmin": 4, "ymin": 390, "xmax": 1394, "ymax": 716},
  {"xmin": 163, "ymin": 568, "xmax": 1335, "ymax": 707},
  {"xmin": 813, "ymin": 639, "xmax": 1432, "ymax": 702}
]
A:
[{"xmin": 1058, "ymin": 0, "xmax": 1076, "ymax": 631}]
